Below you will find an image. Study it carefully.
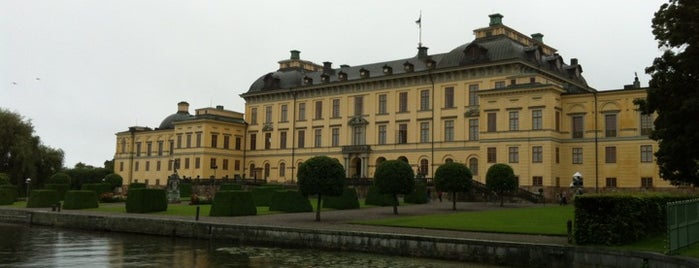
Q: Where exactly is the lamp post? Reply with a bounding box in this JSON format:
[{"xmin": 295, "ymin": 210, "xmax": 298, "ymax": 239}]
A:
[{"xmin": 25, "ymin": 178, "xmax": 31, "ymax": 201}]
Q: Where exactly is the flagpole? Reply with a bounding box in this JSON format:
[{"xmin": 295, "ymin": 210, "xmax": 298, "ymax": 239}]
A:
[{"xmin": 416, "ymin": 11, "xmax": 422, "ymax": 47}]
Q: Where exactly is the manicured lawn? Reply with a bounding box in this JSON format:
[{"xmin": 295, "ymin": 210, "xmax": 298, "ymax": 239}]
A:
[{"xmin": 355, "ymin": 205, "xmax": 574, "ymax": 236}]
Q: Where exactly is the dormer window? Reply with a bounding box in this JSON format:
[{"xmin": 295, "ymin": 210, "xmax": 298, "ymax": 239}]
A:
[
  {"xmin": 338, "ymin": 71, "xmax": 347, "ymax": 81},
  {"xmin": 303, "ymin": 76, "xmax": 313, "ymax": 85},
  {"xmin": 382, "ymin": 65, "xmax": 393, "ymax": 75},
  {"xmin": 425, "ymin": 59, "xmax": 436, "ymax": 69},
  {"xmin": 403, "ymin": 62, "xmax": 414, "ymax": 72},
  {"xmin": 360, "ymin": 68, "xmax": 369, "ymax": 78},
  {"xmin": 321, "ymin": 74, "xmax": 330, "ymax": 83}
]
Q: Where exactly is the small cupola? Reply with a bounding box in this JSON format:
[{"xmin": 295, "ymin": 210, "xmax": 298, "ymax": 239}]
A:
[{"xmin": 489, "ymin": 13, "xmax": 504, "ymax": 26}]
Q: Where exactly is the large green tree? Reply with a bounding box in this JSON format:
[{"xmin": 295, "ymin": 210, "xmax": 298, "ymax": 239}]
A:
[
  {"xmin": 485, "ymin": 163, "xmax": 517, "ymax": 207},
  {"xmin": 636, "ymin": 0, "xmax": 699, "ymax": 185},
  {"xmin": 297, "ymin": 156, "xmax": 346, "ymax": 221},
  {"xmin": 0, "ymin": 109, "xmax": 64, "ymax": 192},
  {"xmin": 434, "ymin": 162, "xmax": 473, "ymax": 210},
  {"xmin": 373, "ymin": 160, "xmax": 415, "ymax": 215},
  {"xmin": 64, "ymin": 163, "xmax": 111, "ymax": 190}
]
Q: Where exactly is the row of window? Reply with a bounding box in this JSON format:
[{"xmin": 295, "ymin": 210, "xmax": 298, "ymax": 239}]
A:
[
  {"xmin": 249, "ymin": 85, "xmax": 482, "ymax": 125},
  {"xmin": 485, "ymin": 145, "xmax": 654, "ymax": 164},
  {"xmin": 248, "ymin": 119, "xmax": 480, "ymax": 150},
  {"xmin": 250, "ymin": 102, "xmax": 653, "ymax": 142},
  {"xmin": 529, "ymin": 176, "xmax": 654, "ymax": 188},
  {"xmin": 126, "ymin": 135, "xmax": 244, "ymax": 157},
  {"xmin": 120, "ymin": 158, "xmax": 240, "ymax": 172}
]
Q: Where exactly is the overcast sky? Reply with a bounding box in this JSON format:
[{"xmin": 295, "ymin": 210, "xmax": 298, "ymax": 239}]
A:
[{"xmin": 1, "ymin": 0, "xmax": 666, "ymax": 168}]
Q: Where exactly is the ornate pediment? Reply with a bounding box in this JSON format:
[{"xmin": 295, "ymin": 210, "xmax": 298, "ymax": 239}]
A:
[
  {"xmin": 464, "ymin": 107, "xmax": 480, "ymax": 117},
  {"xmin": 348, "ymin": 116, "xmax": 369, "ymax": 126},
  {"xmin": 262, "ymin": 122, "xmax": 274, "ymax": 131}
]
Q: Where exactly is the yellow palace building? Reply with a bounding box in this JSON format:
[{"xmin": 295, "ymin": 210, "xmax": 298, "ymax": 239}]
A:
[{"xmin": 114, "ymin": 14, "xmax": 670, "ymax": 193}]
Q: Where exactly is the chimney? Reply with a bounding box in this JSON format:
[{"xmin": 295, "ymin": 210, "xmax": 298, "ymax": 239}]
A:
[
  {"xmin": 489, "ymin": 13, "xmax": 504, "ymax": 26},
  {"xmin": 290, "ymin": 50, "xmax": 300, "ymax": 60},
  {"xmin": 531, "ymin": 33, "xmax": 544, "ymax": 43},
  {"xmin": 570, "ymin": 58, "xmax": 578, "ymax": 65},
  {"xmin": 177, "ymin": 101, "xmax": 190, "ymax": 114},
  {"xmin": 417, "ymin": 46, "xmax": 429, "ymax": 60},
  {"xmin": 323, "ymin": 62, "xmax": 333, "ymax": 73}
]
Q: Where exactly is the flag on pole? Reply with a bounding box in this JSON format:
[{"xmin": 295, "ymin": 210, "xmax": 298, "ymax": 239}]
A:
[{"xmin": 415, "ymin": 13, "xmax": 421, "ymax": 25}]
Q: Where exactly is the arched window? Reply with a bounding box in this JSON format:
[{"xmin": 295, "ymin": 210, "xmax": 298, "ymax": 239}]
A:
[
  {"xmin": 264, "ymin": 163, "xmax": 270, "ymax": 179},
  {"xmin": 398, "ymin": 156, "xmax": 408, "ymax": 163},
  {"xmin": 420, "ymin": 159, "xmax": 429, "ymax": 176},
  {"xmin": 279, "ymin": 163, "xmax": 286, "ymax": 177},
  {"xmin": 249, "ymin": 163, "xmax": 255, "ymax": 178},
  {"xmin": 445, "ymin": 158, "xmax": 454, "ymax": 164},
  {"xmin": 469, "ymin": 158, "xmax": 479, "ymax": 175}
]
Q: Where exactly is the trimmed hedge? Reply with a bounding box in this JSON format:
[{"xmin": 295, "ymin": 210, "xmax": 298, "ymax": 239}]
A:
[
  {"xmin": 574, "ymin": 193, "xmax": 697, "ymax": 245},
  {"xmin": 269, "ymin": 190, "xmax": 313, "ymax": 213},
  {"xmin": 404, "ymin": 183, "xmax": 428, "ymax": 204},
  {"xmin": 63, "ymin": 190, "xmax": 99, "ymax": 209},
  {"xmin": 179, "ymin": 183, "xmax": 192, "ymax": 198},
  {"xmin": 219, "ymin": 183, "xmax": 243, "ymax": 191},
  {"xmin": 365, "ymin": 185, "xmax": 397, "ymax": 206},
  {"xmin": 209, "ymin": 190, "xmax": 257, "ymax": 217},
  {"xmin": 27, "ymin": 189, "xmax": 60, "ymax": 208},
  {"xmin": 44, "ymin": 183, "xmax": 70, "ymax": 200},
  {"xmin": 126, "ymin": 188, "xmax": 167, "ymax": 213},
  {"xmin": 81, "ymin": 183, "xmax": 113, "ymax": 196},
  {"xmin": 0, "ymin": 185, "xmax": 18, "ymax": 205},
  {"xmin": 323, "ymin": 187, "xmax": 360, "ymax": 210},
  {"xmin": 251, "ymin": 185, "xmax": 285, "ymax": 206}
]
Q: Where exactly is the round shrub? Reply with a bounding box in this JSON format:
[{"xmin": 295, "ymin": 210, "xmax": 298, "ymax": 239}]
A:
[
  {"xmin": 104, "ymin": 173, "xmax": 123, "ymax": 189},
  {"xmin": 47, "ymin": 172, "xmax": 72, "ymax": 185},
  {"xmin": 44, "ymin": 183, "xmax": 71, "ymax": 200},
  {"xmin": 126, "ymin": 188, "xmax": 167, "ymax": 213},
  {"xmin": 63, "ymin": 190, "xmax": 99, "ymax": 210},
  {"xmin": 323, "ymin": 187, "xmax": 360, "ymax": 210},
  {"xmin": 0, "ymin": 185, "xmax": 18, "ymax": 205},
  {"xmin": 209, "ymin": 190, "xmax": 257, "ymax": 217},
  {"xmin": 269, "ymin": 190, "xmax": 313, "ymax": 213},
  {"xmin": 27, "ymin": 189, "xmax": 60, "ymax": 208}
]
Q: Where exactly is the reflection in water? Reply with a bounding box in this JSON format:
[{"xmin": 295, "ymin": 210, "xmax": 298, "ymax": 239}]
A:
[{"xmin": 0, "ymin": 223, "xmax": 502, "ymax": 267}]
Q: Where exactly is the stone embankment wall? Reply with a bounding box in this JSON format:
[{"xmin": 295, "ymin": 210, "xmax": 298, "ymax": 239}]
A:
[{"xmin": 0, "ymin": 209, "xmax": 697, "ymax": 268}]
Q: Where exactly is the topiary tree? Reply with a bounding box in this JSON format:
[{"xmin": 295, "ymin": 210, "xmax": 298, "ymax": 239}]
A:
[
  {"xmin": 104, "ymin": 173, "xmax": 123, "ymax": 190},
  {"xmin": 485, "ymin": 163, "xmax": 517, "ymax": 207},
  {"xmin": 297, "ymin": 156, "xmax": 346, "ymax": 221},
  {"xmin": 47, "ymin": 172, "xmax": 71, "ymax": 185},
  {"xmin": 434, "ymin": 162, "xmax": 473, "ymax": 210},
  {"xmin": 374, "ymin": 160, "xmax": 415, "ymax": 215}
]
